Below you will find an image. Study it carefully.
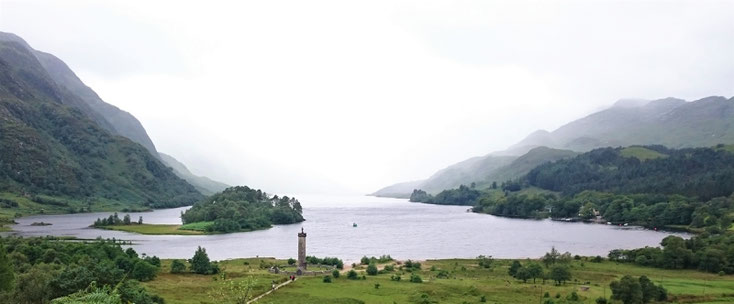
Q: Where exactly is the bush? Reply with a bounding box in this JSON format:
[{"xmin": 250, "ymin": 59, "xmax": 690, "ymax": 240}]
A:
[
  {"xmin": 131, "ymin": 261, "xmax": 157, "ymax": 282},
  {"xmin": 366, "ymin": 264, "xmax": 378, "ymax": 275},
  {"xmin": 567, "ymin": 291, "xmax": 579, "ymax": 301},
  {"xmin": 390, "ymin": 275, "xmax": 401, "ymax": 281},
  {"xmin": 332, "ymin": 269, "xmax": 340, "ymax": 278},
  {"xmin": 287, "ymin": 258, "xmax": 296, "ymax": 265},
  {"xmin": 170, "ymin": 260, "xmax": 186, "ymax": 273},
  {"xmin": 360, "ymin": 256, "xmax": 370, "ymax": 265},
  {"xmin": 347, "ymin": 270, "xmax": 359, "ymax": 280},
  {"xmin": 410, "ymin": 273, "xmax": 423, "ymax": 283},
  {"xmin": 595, "ymin": 297, "xmax": 608, "ymax": 304},
  {"xmin": 323, "ymin": 275, "xmax": 332, "ymax": 283}
]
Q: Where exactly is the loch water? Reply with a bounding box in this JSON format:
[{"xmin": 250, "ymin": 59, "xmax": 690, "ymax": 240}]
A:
[{"xmin": 6, "ymin": 194, "xmax": 688, "ymax": 262}]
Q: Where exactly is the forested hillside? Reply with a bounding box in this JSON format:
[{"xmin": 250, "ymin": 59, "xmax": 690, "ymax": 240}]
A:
[
  {"xmin": 526, "ymin": 145, "xmax": 734, "ymax": 200},
  {"xmin": 0, "ymin": 38, "xmax": 202, "ymax": 210}
]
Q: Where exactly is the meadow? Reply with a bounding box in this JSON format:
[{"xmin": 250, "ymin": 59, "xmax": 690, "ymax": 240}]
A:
[{"xmin": 143, "ymin": 257, "xmax": 734, "ymax": 304}]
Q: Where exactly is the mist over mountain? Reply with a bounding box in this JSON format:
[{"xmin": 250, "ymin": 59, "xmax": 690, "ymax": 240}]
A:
[
  {"xmin": 0, "ymin": 34, "xmax": 201, "ymax": 207},
  {"xmin": 376, "ymin": 96, "xmax": 734, "ymax": 197},
  {"xmin": 159, "ymin": 152, "xmax": 229, "ymax": 195}
]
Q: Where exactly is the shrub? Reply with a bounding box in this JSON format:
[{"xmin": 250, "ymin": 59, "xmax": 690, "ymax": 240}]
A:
[
  {"xmin": 567, "ymin": 291, "xmax": 579, "ymax": 301},
  {"xmin": 347, "ymin": 270, "xmax": 359, "ymax": 280},
  {"xmin": 287, "ymin": 258, "xmax": 296, "ymax": 265},
  {"xmin": 131, "ymin": 261, "xmax": 157, "ymax": 282},
  {"xmin": 390, "ymin": 274, "xmax": 401, "ymax": 281},
  {"xmin": 360, "ymin": 256, "xmax": 370, "ymax": 265},
  {"xmin": 374, "ymin": 283, "xmax": 380, "ymax": 289},
  {"xmin": 595, "ymin": 297, "xmax": 608, "ymax": 304},
  {"xmin": 410, "ymin": 273, "xmax": 423, "ymax": 283},
  {"xmin": 170, "ymin": 259, "xmax": 187, "ymax": 273},
  {"xmin": 366, "ymin": 264, "xmax": 378, "ymax": 275},
  {"xmin": 332, "ymin": 269, "xmax": 340, "ymax": 278},
  {"xmin": 323, "ymin": 275, "xmax": 332, "ymax": 283}
]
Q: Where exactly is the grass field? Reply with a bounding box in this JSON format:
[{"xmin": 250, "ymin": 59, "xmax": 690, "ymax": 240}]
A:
[
  {"xmin": 620, "ymin": 146, "xmax": 668, "ymax": 161},
  {"xmin": 144, "ymin": 258, "xmax": 734, "ymax": 304},
  {"xmin": 97, "ymin": 224, "xmax": 205, "ymax": 235}
]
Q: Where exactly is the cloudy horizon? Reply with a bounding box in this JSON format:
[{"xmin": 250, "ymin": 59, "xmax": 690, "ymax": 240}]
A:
[{"xmin": 2, "ymin": 0, "xmax": 733, "ymax": 194}]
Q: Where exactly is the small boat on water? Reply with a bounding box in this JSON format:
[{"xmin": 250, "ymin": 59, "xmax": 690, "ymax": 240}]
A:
[{"xmin": 352, "ymin": 223, "xmax": 358, "ymax": 227}]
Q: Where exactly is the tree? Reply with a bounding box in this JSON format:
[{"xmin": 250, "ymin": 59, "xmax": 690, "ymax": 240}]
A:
[
  {"xmin": 514, "ymin": 266, "xmax": 531, "ymax": 283},
  {"xmin": 549, "ymin": 265, "xmax": 571, "ymax": 285},
  {"xmin": 526, "ymin": 262, "xmax": 544, "ymax": 283},
  {"xmin": 360, "ymin": 256, "xmax": 370, "ymax": 265},
  {"xmin": 123, "ymin": 214, "xmax": 131, "ymax": 225},
  {"xmin": 131, "ymin": 261, "xmax": 157, "ymax": 282},
  {"xmin": 332, "ymin": 269, "xmax": 340, "ymax": 278},
  {"xmin": 191, "ymin": 246, "xmax": 213, "ymax": 274},
  {"xmin": 347, "ymin": 270, "xmax": 359, "ymax": 280},
  {"xmin": 579, "ymin": 202, "xmax": 596, "ymax": 219},
  {"xmin": 508, "ymin": 260, "xmax": 522, "ymax": 276},
  {"xmin": 477, "ymin": 255, "xmax": 494, "ymax": 269},
  {"xmin": 366, "ymin": 263, "xmax": 378, "ymax": 275},
  {"xmin": 138, "ymin": 216, "xmax": 143, "ymax": 225},
  {"xmin": 287, "ymin": 258, "xmax": 296, "ymax": 265},
  {"xmin": 543, "ymin": 247, "xmax": 561, "ymax": 267},
  {"xmin": 610, "ymin": 275, "xmax": 643, "ymax": 304},
  {"xmin": 322, "ymin": 275, "xmax": 332, "ymax": 283},
  {"xmin": 639, "ymin": 276, "xmax": 666, "ymax": 303},
  {"xmin": 0, "ymin": 244, "xmax": 14, "ymax": 293},
  {"xmin": 171, "ymin": 259, "xmax": 187, "ymax": 274}
]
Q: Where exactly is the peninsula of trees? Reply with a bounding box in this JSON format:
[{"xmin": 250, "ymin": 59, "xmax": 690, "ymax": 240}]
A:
[{"xmin": 181, "ymin": 186, "xmax": 304, "ymax": 233}]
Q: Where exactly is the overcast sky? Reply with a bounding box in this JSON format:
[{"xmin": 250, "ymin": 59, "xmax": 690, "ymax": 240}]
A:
[{"xmin": 2, "ymin": 0, "xmax": 734, "ymax": 194}]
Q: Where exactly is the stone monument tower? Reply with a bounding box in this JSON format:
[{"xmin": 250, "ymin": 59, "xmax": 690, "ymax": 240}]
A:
[{"xmin": 297, "ymin": 227, "xmax": 307, "ymax": 271}]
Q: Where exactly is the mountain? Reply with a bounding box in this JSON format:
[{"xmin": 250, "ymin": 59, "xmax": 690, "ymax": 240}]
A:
[
  {"xmin": 0, "ymin": 32, "xmax": 159, "ymax": 155},
  {"xmin": 479, "ymin": 146, "xmax": 578, "ymax": 187},
  {"xmin": 371, "ymin": 180, "xmax": 424, "ymax": 198},
  {"xmin": 159, "ymin": 152, "xmax": 229, "ymax": 195},
  {"xmin": 375, "ymin": 96, "xmax": 734, "ymax": 197},
  {"xmin": 510, "ymin": 96, "xmax": 734, "ymax": 154},
  {"xmin": 374, "ymin": 147, "xmax": 576, "ymax": 197},
  {"xmin": 0, "ymin": 36, "xmax": 202, "ymax": 209}
]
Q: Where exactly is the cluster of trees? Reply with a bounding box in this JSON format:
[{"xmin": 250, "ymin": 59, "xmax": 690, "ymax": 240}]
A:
[
  {"xmin": 609, "ymin": 234, "xmax": 734, "ymax": 274},
  {"xmin": 409, "ymin": 185, "xmax": 481, "ymax": 206},
  {"xmin": 610, "ymin": 275, "xmax": 667, "ymax": 304},
  {"xmin": 0, "ymin": 237, "xmax": 163, "ymax": 303},
  {"xmin": 305, "ymin": 256, "xmax": 344, "ymax": 269},
  {"xmin": 360, "ymin": 255, "xmax": 393, "ymax": 265},
  {"xmin": 181, "ymin": 186, "xmax": 304, "ymax": 233},
  {"xmin": 509, "ymin": 248, "xmax": 573, "ymax": 285},
  {"xmin": 526, "ymin": 146, "xmax": 734, "ymax": 200},
  {"xmin": 92, "ymin": 212, "xmax": 143, "ymax": 227}
]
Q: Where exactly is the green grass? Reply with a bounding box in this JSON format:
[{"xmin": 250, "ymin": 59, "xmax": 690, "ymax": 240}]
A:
[
  {"xmin": 143, "ymin": 258, "xmax": 287, "ymax": 304},
  {"xmin": 266, "ymin": 259, "xmax": 734, "ymax": 304},
  {"xmin": 179, "ymin": 221, "xmax": 214, "ymax": 231},
  {"xmin": 143, "ymin": 258, "xmax": 734, "ymax": 304},
  {"xmin": 97, "ymin": 224, "xmax": 204, "ymax": 235},
  {"xmin": 620, "ymin": 146, "xmax": 668, "ymax": 161}
]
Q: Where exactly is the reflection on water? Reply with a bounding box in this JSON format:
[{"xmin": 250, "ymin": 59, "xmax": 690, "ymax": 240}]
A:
[{"xmin": 5, "ymin": 194, "xmax": 688, "ymax": 262}]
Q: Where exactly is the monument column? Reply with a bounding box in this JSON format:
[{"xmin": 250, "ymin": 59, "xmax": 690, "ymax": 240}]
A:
[{"xmin": 297, "ymin": 228, "xmax": 307, "ymax": 271}]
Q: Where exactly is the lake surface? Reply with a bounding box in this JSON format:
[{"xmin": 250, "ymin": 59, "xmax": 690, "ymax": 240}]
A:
[{"xmin": 5, "ymin": 194, "xmax": 688, "ymax": 262}]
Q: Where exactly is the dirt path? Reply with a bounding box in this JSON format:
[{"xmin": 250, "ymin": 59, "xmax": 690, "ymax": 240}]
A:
[{"xmin": 247, "ymin": 278, "xmax": 295, "ymax": 303}]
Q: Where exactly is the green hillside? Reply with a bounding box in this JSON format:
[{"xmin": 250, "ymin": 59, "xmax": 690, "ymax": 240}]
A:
[{"xmin": 0, "ymin": 39, "xmax": 202, "ymax": 215}]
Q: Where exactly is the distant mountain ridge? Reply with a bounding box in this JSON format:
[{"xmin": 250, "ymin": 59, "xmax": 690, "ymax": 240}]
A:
[
  {"xmin": 159, "ymin": 152, "xmax": 229, "ymax": 195},
  {"xmin": 375, "ymin": 96, "xmax": 734, "ymax": 197},
  {"xmin": 373, "ymin": 146, "xmax": 576, "ymax": 196}
]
